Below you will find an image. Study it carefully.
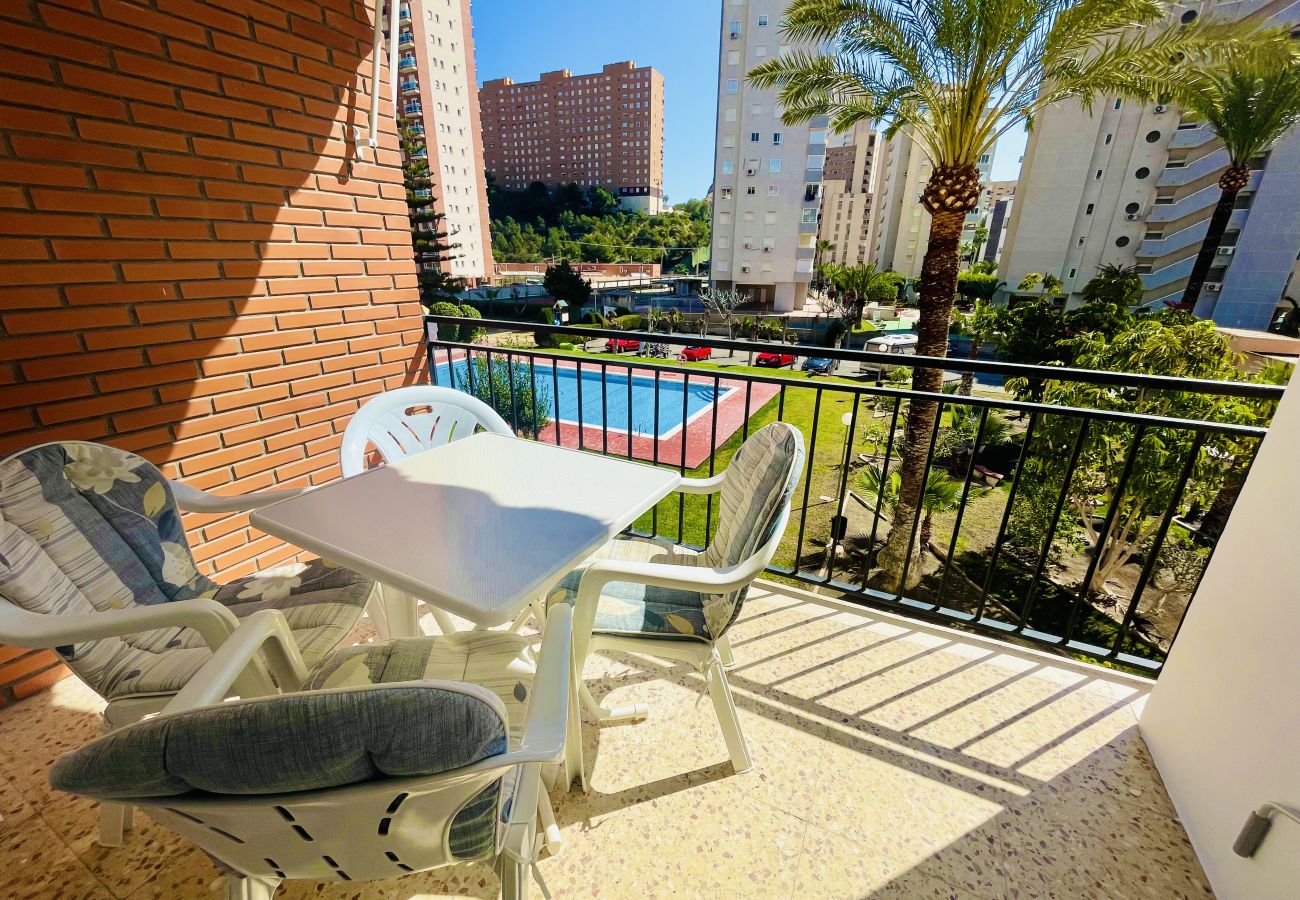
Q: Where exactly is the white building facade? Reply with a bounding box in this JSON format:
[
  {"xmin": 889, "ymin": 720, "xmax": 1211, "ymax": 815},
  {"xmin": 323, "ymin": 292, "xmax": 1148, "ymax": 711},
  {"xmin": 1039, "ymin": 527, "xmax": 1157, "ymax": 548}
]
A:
[
  {"xmin": 1000, "ymin": 0, "xmax": 1300, "ymax": 326},
  {"xmin": 710, "ymin": 0, "xmax": 826, "ymax": 312}
]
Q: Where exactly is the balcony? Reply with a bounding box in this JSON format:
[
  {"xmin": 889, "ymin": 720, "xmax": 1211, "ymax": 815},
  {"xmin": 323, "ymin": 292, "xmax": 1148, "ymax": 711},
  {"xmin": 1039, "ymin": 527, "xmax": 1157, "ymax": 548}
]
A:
[
  {"xmin": 398, "ymin": 79, "xmax": 420, "ymax": 95},
  {"xmin": 398, "ymin": 55, "xmax": 417, "ymax": 71}
]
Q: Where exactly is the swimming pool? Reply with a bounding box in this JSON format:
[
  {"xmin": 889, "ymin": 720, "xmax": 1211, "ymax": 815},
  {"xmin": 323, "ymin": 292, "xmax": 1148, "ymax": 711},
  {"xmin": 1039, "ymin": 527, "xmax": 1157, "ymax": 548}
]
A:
[{"xmin": 432, "ymin": 357, "xmax": 733, "ymax": 438}]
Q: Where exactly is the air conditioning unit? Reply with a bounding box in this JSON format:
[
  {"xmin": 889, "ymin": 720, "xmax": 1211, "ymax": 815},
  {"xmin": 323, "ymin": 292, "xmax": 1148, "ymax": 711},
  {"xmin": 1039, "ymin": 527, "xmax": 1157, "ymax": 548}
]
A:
[
  {"xmin": 1204, "ymin": 282, "xmax": 1223, "ymax": 292},
  {"xmin": 730, "ymin": 31, "xmax": 740, "ymax": 39},
  {"xmin": 1155, "ymin": 104, "xmax": 1167, "ymax": 113},
  {"xmin": 745, "ymin": 168, "xmax": 757, "ymax": 176},
  {"xmin": 1217, "ymin": 246, "xmax": 1235, "ymax": 256},
  {"xmin": 1126, "ymin": 214, "xmax": 1138, "ymax": 220},
  {"xmin": 743, "ymin": 242, "xmax": 755, "ymax": 249},
  {"xmin": 740, "ymin": 265, "xmax": 751, "ymax": 273},
  {"xmin": 763, "ymin": 247, "xmax": 771, "ymax": 252}
]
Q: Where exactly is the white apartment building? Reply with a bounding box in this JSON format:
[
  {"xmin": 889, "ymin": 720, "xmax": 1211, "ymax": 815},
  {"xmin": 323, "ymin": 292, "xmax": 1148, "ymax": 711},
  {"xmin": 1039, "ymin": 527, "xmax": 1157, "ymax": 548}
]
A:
[
  {"xmin": 866, "ymin": 128, "xmax": 995, "ymax": 278},
  {"xmin": 710, "ymin": 0, "xmax": 826, "ymax": 312},
  {"xmin": 1000, "ymin": 0, "xmax": 1300, "ymax": 328},
  {"xmin": 818, "ymin": 122, "xmax": 876, "ymax": 267},
  {"xmin": 396, "ymin": 0, "xmax": 493, "ymax": 282}
]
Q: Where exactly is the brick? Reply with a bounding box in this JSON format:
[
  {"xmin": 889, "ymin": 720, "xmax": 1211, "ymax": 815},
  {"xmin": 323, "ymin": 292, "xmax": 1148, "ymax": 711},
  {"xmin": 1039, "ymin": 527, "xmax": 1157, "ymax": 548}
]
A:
[
  {"xmin": 156, "ymin": 0, "xmax": 252, "ymax": 37},
  {"xmin": 136, "ymin": 300, "xmax": 233, "ymax": 324},
  {"xmin": 65, "ymin": 281, "xmax": 176, "ymax": 305},
  {"xmin": 0, "ymin": 651, "xmax": 63, "ymax": 690},
  {"xmin": 41, "ymin": 5, "xmax": 164, "ymax": 54},
  {"xmin": 5, "ymin": 306, "xmax": 133, "ymax": 334},
  {"xmin": 12, "ymin": 664, "xmax": 73, "ymax": 700},
  {"xmin": 38, "ymin": 389, "xmax": 155, "ymax": 425},
  {"xmin": 211, "ymin": 383, "xmax": 288, "ymax": 412},
  {"xmin": 131, "ymin": 103, "xmax": 231, "ymax": 139},
  {"xmin": 169, "ymin": 42, "xmax": 260, "ymax": 82},
  {"xmin": 96, "ymin": 361, "xmax": 198, "ymax": 393},
  {"xmin": 84, "ymin": 323, "xmax": 191, "ymax": 351},
  {"xmin": 155, "ymin": 198, "xmax": 249, "ymax": 220},
  {"xmin": 114, "ymin": 400, "xmax": 210, "ymax": 433},
  {"xmin": 233, "ymin": 446, "xmax": 304, "ymax": 479},
  {"xmin": 114, "ymin": 427, "xmax": 176, "ymax": 454},
  {"xmin": 107, "ymin": 218, "xmax": 210, "ymax": 240},
  {"xmin": 98, "ymin": 0, "xmax": 207, "ymax": 45},
  {"xmin": 276, "ymin": 310, "xmax": 342, "ymax": 330},
  {"xmin": 0, "ymin": 21, "xmax": 111, "ymax": 67},
  {"xmin": 163, "ymin": 373, "xmax": 248, "ymax": 403},
  {"xmin": 283, "ymin": 338, "xmax": 347, "ymax": 363},
  {"xmin": 0, "ymin": 238, "xmax": 47, "ymax": 259},
  {"xmin": 240, "ymin": 330, "xmax": 313, "ymax": 352},
  {"xmin": 0, "ymin": 160, "xmax": 90, "ymax": 188},
  {"xmin": 0, "ymin": 333, "xmax": 81, "ymax": 360},
  {"xmin": 179, "ymin": 278, "xmax": 266, "ymax": 300},
  {"xmin": 0, "ymin": 76, "xmax": 127, "ymax": 119},
  {"xmin": 77, "ymin": 120, "xmax": 189, "ymax": 153},
  {"xmin": 23, "ymin": 348, "xmax": 141, "ymax": 381},
  {"xmin": 201, "ymin": 349, "xmax": 284, "ymax": 376},
  {"xmin": 249, "ymin": 360, "xmax": 320, "ymax": 386},
  {"xmin": 206, "ymin": 181, "xmax": 285, "ymax": 204},
  {"xmin": 2, "ymin": 261, "xmax": 116, "ymax": 285},
  {"xmin": 62, "ymin": 63, "xmax": 176, "ymax": 105},
  {"xmin": 30, "ymin": 189, "xmax": 153, "ymax": 216},
  {"xmin": 114, "ymin": 50, "xmax": 220, "ymax": 92},
  {"xmin": 141, "ymin": 153, "xmax": 239, "ymax": 181},
  {"xmin": 9, "ymin": 135, "xmax": 138, "ymax": 170},
  {"xmin": 0, "ymin": 46, "xmax": 53, "ymax": 80},
  {"xmin": 193, "ymin": 137, "xmax": 278, "ymax": 166},
  {"xmin": 180, "ymin": 90, "xmax": 270, "ymax": 125},
  {"xmin": 221, "ymin": 76, "xmax": 302, "ymax": 113},
  {"xmin": 263, "ymin": 66, "xmax": 336, "ymax": 103},
  {"xmin": 51, "ymin": 239, "xmax": 165, "ymax": 260},
  {"xmin": 232, "ymin": 121, "xmax": 310, "ymax": 151},
  {"xmin": 121, "ymin": 261, "xmax": 220, "ymax": 282},
  {"xmin": 290, "ymin": 371, "xmax": 352, "ymax": 395}
]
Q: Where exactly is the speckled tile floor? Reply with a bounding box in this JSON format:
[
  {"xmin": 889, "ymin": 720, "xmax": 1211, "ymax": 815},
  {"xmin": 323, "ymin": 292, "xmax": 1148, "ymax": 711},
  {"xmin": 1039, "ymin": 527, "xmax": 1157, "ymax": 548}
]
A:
[{"xmin": 0, "ymin": 585, "xmax": 1210, "ymax": 899}]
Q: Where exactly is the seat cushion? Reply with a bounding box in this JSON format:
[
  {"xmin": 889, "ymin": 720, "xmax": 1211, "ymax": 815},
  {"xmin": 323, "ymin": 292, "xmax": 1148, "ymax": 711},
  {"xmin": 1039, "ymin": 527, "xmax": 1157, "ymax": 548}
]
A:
[{"xmin": 548, "ymin": 536, "xmax": 712, "ymax": 643}]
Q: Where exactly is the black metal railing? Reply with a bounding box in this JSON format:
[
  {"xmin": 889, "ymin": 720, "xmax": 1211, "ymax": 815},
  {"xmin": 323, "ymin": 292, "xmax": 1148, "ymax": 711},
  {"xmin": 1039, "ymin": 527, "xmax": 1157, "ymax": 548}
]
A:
[{"xmin": 423, "ymin": 314, "xmax": 1283, "ymax": 675}]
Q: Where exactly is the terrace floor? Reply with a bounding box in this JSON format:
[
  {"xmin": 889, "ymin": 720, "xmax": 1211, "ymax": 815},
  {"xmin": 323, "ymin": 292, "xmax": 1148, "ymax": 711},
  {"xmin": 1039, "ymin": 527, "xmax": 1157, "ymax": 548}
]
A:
[{"xmin": 0, "ymin": 584, "xmax": 1210, "ymax": 899}]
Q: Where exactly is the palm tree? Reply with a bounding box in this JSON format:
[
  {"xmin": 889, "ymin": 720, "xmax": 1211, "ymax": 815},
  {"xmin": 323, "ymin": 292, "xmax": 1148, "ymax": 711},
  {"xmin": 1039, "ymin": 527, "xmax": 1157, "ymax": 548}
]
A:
[
  {"xmin": 1175, "ymin": 64, "xmax": 1300, "ymax": 311},
  {"xmin": 830, "ymin": 263, "xmax": 897, "ymax": 327},
  {"xmin": 749, "ymin": 0, "xmax": 1278, "ymax": 590},
  {"xmin": 814, "ymin": 238, "xmax": 837, "ymax": 288},
  {"xmin": 859, "ymin": 465, "xmax": 962, "ymax": 562},
  {"xmin": 953, "ymin": 299, "xmax": 1001, "ymax": 396}
]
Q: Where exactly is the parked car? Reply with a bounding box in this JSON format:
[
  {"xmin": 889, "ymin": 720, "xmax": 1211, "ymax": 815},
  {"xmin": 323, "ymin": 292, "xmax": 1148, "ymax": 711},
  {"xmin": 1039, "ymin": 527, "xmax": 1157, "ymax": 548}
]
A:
[
  {"xmin": 755, "ymin": 352, "xmax": 796, "ymax": 368},
  {"xmin": 802, "ymin": 357, "xmax": 834, "ymax": 375},
  {"xmin": 679, "ymin": 346, "xmax": 711, "ymax": 362},
  {"xmin": 605, "ymin": 337, "xmax": 641, "ymax": 353}
]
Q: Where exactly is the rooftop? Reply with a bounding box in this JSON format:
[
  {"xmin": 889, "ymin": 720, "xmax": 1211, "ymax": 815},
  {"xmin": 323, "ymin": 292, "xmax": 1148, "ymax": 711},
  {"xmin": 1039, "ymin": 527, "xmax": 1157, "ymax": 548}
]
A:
[{"xmin": 0, "ymin": 584, "xmax": 1204, "ymax": 899}]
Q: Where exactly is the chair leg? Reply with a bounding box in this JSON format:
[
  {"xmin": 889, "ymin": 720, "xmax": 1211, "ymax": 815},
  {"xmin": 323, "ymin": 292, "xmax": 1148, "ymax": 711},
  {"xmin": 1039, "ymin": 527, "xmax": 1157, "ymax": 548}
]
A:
[
  {"xmin": 428, "ymin": 607, "xmax": 457, "ymax": 636},
  {"xmin": 499, "ymin": 856, "xmax": 530, "ymax": 900},
  {"xmin": 706, "ymin": 662, "xmax": 752, "ymax": 774},
  {"xmin": 716, "ymin": 634, "xmax": 736, "ymax": 668},
  {"xmin": 224, "ymin": 875, "xmax": 280, "ymax": 900},
  {"xmin": 579, "ymin": 680, "xmax": 648, "ymax": 725},
  {"xmin": 98, "ymin": 801, "xmax": 132, "ymax": 847}
]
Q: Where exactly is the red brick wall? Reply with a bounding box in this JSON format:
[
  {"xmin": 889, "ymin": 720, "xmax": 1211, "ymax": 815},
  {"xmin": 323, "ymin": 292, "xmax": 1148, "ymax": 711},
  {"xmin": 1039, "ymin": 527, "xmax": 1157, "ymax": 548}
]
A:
[{"xmin": 0, "ymin": 0, "xmax": 424, "ymax": 702}]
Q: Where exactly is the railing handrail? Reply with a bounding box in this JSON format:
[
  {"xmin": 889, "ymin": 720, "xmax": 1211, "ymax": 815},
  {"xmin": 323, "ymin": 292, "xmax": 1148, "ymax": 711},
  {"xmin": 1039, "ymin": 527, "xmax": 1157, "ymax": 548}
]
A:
[
  {"xmin": 424, "ymin": 331, "xmax": 1269, "ymax": 438},
  {"xmin": 422, "ymin": 314, "xmax": 1285, "ymax": 402}
]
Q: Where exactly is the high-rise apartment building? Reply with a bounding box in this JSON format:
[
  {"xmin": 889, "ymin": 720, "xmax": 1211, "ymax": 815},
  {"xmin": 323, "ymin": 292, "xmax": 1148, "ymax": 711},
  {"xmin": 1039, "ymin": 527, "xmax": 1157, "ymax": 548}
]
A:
[
  {"xmin": 866, "ymin": 129, "xmax": 995, "ymax": 278},
  {"xmin": 395, "ymin": 0, "xmax": 494, "ymax": 282},
  {"xmin": 818, "ymin": 123, "xmax": 876, "ymax": 267},
  {"xmin": 977, "ymin": 180, "xmax": 1017, "ymax": 265},
  {"xmin": 711, "ymin": 0, "xmax": 826, "ymax": 311},
  {"xmin": 479, "ymin": 62, "xmax": 665, "ymax": 213},
  {"xmin": 1000, "ymin": 0, "xmax": 1300, "ymax": 328}
]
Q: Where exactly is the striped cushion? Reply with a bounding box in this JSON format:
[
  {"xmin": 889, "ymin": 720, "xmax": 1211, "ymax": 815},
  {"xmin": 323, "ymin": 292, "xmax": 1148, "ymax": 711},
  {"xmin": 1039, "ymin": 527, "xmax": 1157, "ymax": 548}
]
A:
[{"xmin": 0, "ymin": 442, "xmax": 372, "ymax": 700}]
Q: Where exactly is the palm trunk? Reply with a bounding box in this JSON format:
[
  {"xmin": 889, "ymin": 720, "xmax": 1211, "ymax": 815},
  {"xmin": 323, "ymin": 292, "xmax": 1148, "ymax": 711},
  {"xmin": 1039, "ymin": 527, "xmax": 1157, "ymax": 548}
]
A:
[
  {"xmin": 878, "ymin": 209, "xmax": 968, "ymax": 590},
  {"xmin": 958, "ymin": 337, "xmax": 981, "ymax": 396},
  {"xmin": 1199, "ymin": 466, "xmax": 1243, "ymax": 542},
  {"xmin": 1177, "ymin": 166, "xmax": 1247, "ymax": 311}
]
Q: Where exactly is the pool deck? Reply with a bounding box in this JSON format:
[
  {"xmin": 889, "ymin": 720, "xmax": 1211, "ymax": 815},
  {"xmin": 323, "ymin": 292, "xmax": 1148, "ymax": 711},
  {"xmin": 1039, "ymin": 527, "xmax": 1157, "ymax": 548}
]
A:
[{"xmin": 434, "ymin": 348, "xmax": 781, "ymax": 468}]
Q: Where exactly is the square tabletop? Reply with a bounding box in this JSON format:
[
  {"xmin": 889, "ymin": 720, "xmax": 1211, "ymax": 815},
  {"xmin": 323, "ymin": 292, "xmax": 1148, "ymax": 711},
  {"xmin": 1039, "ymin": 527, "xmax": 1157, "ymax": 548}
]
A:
[{"xmin": 251, "ymin": 433, "xmax": 680, "ymax": 627}]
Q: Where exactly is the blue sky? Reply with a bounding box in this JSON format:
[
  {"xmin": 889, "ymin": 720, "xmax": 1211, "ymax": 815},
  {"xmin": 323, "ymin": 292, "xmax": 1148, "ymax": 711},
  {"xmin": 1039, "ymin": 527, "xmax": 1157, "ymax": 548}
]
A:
[{"xmin": 471, "ymin": 1, "xmax": 1024, "ymax": 201}]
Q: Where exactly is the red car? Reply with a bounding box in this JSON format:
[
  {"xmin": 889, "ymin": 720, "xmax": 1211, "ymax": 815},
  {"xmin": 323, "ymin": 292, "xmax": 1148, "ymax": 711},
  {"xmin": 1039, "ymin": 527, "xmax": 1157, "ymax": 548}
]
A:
[
  {"xmin": 605, "ymin": 337, "xmax": 641, "ymax": 353},
  {"xmin": 678, "ymin": 346, "xmax": 711, "ymax": 362},
  {"xmin": 755, "ymin": 352, "xmax": 796, "ymax": 368}
]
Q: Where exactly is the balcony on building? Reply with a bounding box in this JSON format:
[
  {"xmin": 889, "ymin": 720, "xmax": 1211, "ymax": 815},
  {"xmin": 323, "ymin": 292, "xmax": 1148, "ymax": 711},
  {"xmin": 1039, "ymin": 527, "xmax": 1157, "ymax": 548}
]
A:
[
  {"xmin": 0, "ymin": 4, "xmax": 1296, "ymax": 899},
  {"xmin": 398, "ymin": 54, "xmax": 417, "ymax": 71}
]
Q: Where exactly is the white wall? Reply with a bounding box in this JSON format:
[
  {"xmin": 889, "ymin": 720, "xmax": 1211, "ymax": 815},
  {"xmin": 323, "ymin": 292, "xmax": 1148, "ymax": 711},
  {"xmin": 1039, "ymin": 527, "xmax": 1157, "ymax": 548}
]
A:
[{"xmin": 1140, "ymin": 374, "xmax": 1300, "ymax": 900}]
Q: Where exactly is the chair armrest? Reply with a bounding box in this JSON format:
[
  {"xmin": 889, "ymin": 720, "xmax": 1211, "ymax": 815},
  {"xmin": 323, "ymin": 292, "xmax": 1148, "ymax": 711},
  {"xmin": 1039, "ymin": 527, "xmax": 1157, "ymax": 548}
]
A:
[
  {"xmin": 677, "ymin": 473, "xmax": 726, "ymax": 495},
  {"xmin": 578, "ymin": 553, "xmax": 767, "ymax": 597},
  {"xmin": 168, "ymin": 479, "xmax": 307, "ymax": 514},
  {"xmin": 0, "ymin": 596, "xmax": 239, "ymax": 655},
  {"xmin": 162, "ymin": 609, "xmax": 309, "ymax": 714},
  {"xmin": 515, "ymin": 602, "xmax": 571, "ymax": 761}
]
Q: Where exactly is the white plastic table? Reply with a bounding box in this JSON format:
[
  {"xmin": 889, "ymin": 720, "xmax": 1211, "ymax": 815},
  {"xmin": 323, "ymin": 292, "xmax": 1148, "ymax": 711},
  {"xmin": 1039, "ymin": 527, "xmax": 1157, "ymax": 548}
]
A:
[{"xmin": 250, "ymin": 433, "xmax": 680, "ymax": 628}]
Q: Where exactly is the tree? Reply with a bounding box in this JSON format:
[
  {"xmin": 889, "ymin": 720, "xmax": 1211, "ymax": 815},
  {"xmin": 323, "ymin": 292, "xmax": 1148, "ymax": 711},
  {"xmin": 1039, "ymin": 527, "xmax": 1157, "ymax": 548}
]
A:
[
  {"xmin": 858, "ymin": 465, "xmax": 962, "ymax": 561},
  {"xmin": 952, "ymin": 299, "xmax": 1001, "ymax": 396},
  {"xmin": 1175, "ymin": 63, "xmax": 1300, "ymax": 310},
  {"xmin": 748, "ymin": 0, "xmax": 1270, "ymax": 591},
  {"xmin": 543, "ymin": 261, "xmax": 592, "ymax": 309},
  {"xmin": 956, "ymin": 272, "xmax": 999, "ymax": 305},
  {"xmin": 813, "ymin": 238, "xmax": 836, "ymax": 287},
  {"xmin": 455, "ymin": 356, "xmax": 551, "ymax": 435},
  {"xmin": 1082, "ymin": 263, "xmax": 1144, "ymax": 308},
  {"xmin": 1011, "ymin": 318, "xmax": 1249, "ymax": 595},
  {"xmin": 700, "ymin": 287, "xmax": 746, "ymax": 340},
  {"xmin": 1018, "ymin": 272, "xmax": 1064, "ymax": 298},
  {"xmin": 828, "ymin": 263, "xmax": 897, "ymax": 326},
  {"xmin": 969, "ymin": 224, "xmax": 990, "ymax": 264},
  {"xmin": 400, "ymin": 116, "xmax": 461, "ymax": 304}
]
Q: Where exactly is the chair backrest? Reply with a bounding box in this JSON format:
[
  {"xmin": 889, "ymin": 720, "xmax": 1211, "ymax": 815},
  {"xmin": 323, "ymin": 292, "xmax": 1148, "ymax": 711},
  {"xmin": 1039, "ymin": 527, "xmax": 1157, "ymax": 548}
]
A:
[
  {"xmin": 0, "ymin": 441, "xmax": 217, "ymax": 697},
  {"xmin": 340, "ymin": 386, "xmax": 513, "ymax": 477},
  {"xmin": 700, "ymin": 422, "xmax": 805, "ymax": 638},
  {"xmin": 50, "ymin": 680, "xmax": 515, "ymax": 880}
]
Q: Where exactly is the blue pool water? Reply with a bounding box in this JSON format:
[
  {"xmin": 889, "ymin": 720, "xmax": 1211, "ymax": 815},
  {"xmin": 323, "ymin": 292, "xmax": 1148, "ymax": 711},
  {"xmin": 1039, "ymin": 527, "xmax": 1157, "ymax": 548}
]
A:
[{"xmin": 432, "ymin": 358, "xmax": 731, "ymax": 437}]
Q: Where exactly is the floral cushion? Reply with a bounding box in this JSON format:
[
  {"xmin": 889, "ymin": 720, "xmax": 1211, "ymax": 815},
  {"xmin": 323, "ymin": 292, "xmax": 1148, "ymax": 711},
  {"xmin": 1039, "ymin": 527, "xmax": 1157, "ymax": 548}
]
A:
[
  {"xmin": 0, "ymin": 442, "xmax": 372, "ymax": 700},
  {"xmin": 548, "ymin": 536, "xmax": 712, "ymax": 643}
]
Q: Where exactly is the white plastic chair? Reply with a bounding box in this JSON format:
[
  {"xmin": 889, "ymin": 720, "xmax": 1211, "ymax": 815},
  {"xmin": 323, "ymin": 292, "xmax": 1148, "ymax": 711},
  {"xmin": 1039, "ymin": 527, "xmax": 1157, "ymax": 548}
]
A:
[
  {"xmin": 559, "ymin": 423, "xmax": 805, "ymax": 787},
  {"xmin": 0, "ymin": 440, "xmax": 375, "ymax": 845},
  {"xmin": 340, "ymin": 386, "xmax": 514, "ymax": 638},
  {"xmin": 50, "ymin": 602, "xmax": 574, "ymax": 900}
]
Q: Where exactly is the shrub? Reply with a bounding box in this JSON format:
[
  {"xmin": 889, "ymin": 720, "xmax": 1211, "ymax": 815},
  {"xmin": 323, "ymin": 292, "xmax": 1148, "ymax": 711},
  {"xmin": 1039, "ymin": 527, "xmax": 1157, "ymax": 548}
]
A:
[
  {"xmin": 458, "ymin": 304, "xmax": 485, "ymax": 343},
  {"xmin": 612, "ymin": 314, "xmax": 644, "ymax": 331},
  {"xmin": 455, "ymin": 355, "xmax": 551, "ymax": 435},
  {"xmin": 956, "ymin": 271, "xmax": 999, "ymax": 303},
  {"xmin": 579, "ymin": 311, "xmax": 610, "ymax": 327},
  {"xmin": 427, "ymin": 301, "xmax": 464, "ymax": 341},
  {"xmin": 535, "ymin": 306, "xmax": 558, "ymax": 349}
]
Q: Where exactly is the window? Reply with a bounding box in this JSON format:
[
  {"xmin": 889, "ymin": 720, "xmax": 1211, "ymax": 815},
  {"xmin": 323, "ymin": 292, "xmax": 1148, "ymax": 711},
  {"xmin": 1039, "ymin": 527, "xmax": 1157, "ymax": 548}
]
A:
[
  {"xmin": 723, "ymin": 133, "xmax": 736, "ymax": 148},
  {"xmin": 1095, "ymin": 169, "xmax": 1103, "ymax": 180},
  {"xmin": 772, "ymin": 132, "xmax": 782, "ymax": 145},
  {"xmin": 807, "ymin": 154, "xmax": 825, "ymax": 169},
  {"xmin": 755, "ymin": 45, "xmax": 766, "ymax": 57},
  {"xmin": 1069, "ymin": 268, "xmax": 1077, "ymax": 279},
  {"xmin": 769, "ymin": 158, "xmax": 782, "ymax": 173},
  {"xmin": 722, "ymin": 160, "xmax": 734, "ymax": 174},
  {"xmin": 726, "ymin": 79, "xmax": 738, "ymax": 94},
  {"xmin": 1078, "ymin": 237, "xmax": 1085, "ymax": 246},
  {"xmin": 720, "ymin": 188, "xmax": 733, "ymax": 199},
  {"xmin": 764, "ymin": 211, "xmax": 777, "ymax": 224},
  {"xmin": 750, "ymin": 132, "xmax": 760, "ymax": 142},
  {"xmin": 1105, "ymin": 133, "xmax": 1112, "ymax": 145},
  {"xmin": 801, "ymin": 208, "xmax": 818, "ymax": 224},
  {"xmin": 758, "ymin": 14, "xmax": 768, "ymax": 25},
  {"xmin": 728, "ymin": 19, "xmax": 741, "ymax": 34},
  {"xmin": 1085, "ymin": 203, "xmax": 1095, "ymax": 214},
  {"xmin": 746, "ymin": 185, "xmax": 756, "ymax": 195},
  {"xmin": 767, "ymin": 185, "xmax": 779, "ymax": 197},
  {"xmin": 1114, "ymin": 99, "xmax": 1122, "ymax": 110},
  {"xmin": 724, "ymin": 108, "xmax": 737, "ymax": 122},
  {"xmin": 727, "ymin": 50, "xmax": 740, "ymax": 65},
  {"xmin": 979, "ymin": 154, "xmax": 990, "ymax": 164}
]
